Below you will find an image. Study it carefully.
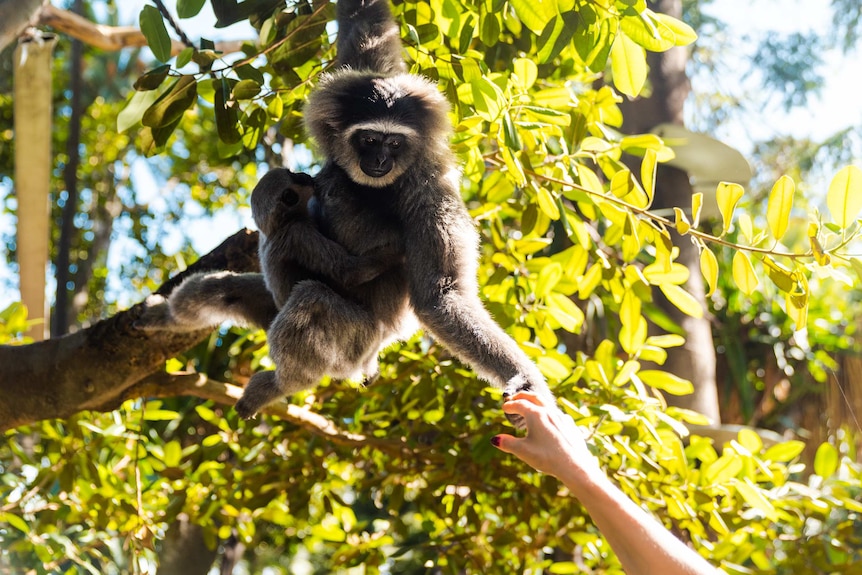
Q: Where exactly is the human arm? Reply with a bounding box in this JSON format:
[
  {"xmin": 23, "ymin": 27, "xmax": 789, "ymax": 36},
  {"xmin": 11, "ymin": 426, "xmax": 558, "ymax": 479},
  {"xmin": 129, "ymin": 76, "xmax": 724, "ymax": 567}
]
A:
[{"xmin": 492, "ymin": 392, "xmax": 722, "ymax": 575}]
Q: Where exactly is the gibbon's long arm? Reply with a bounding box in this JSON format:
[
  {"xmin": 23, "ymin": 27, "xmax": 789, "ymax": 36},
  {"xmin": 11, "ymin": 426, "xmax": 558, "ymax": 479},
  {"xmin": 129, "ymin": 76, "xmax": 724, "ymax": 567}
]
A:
[
  {"xmin": 402, "ymin": 191, "xmax": 551, "ymax": 402},
  {"xmin": 335, "ymin": 0, "xmax": 406, "ymax": 74}
]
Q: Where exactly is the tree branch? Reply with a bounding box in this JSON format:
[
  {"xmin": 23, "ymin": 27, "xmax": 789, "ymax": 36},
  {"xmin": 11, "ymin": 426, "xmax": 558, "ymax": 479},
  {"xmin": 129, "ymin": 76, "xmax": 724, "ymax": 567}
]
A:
[
  {"xmin": 0, "ymin": 229, "xmax": 260, "ymax": 432},
  {"xmin": 35, "ymin": 4, "xmax": 245, "ymax": 54}
]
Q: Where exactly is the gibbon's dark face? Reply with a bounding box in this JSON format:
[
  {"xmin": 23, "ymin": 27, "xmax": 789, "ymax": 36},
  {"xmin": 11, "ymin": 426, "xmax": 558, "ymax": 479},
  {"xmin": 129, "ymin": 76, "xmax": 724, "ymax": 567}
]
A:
[{"xmin": 352, "ymin": 129, "xmax": 407, "ymax": 179}]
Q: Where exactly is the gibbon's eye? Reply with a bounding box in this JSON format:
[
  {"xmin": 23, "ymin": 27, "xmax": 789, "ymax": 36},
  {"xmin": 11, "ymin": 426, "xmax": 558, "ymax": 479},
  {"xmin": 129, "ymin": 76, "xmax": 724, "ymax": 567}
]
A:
[
  {"xmin": 363, "ymin": 136, "xmax": 378, "ymax": 146},
  {"xmin": 387, "ymin": 140, "xmax": 400, "ymax": 150},
  {"xmin": 282, "ymin": 189, "xmax": 300, "ymax": 206}
]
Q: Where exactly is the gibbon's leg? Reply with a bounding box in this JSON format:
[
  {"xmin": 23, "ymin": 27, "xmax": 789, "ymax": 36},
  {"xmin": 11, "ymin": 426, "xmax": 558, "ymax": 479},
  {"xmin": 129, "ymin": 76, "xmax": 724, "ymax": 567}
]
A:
[
  {"xmin": 235, "ymin": 280, "xmax": 383, "ymax": 418},
  {"xmin": 135, "ymin": 271, "xmax": 278, "ymax": 332}
]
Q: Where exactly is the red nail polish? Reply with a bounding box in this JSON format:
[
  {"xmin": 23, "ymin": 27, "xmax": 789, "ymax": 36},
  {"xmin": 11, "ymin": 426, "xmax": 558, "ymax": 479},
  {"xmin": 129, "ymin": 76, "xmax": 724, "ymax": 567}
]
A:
[{"xmin": 490, "ymin": 435, "xmax": 501, "ymax": 447}]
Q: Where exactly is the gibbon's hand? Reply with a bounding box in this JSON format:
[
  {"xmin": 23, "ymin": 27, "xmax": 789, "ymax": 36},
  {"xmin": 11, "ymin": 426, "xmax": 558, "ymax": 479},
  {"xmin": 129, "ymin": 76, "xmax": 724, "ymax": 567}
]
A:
[{"xmin": 492, "ymin": 392, "xmax": 599, "ymax": 482}]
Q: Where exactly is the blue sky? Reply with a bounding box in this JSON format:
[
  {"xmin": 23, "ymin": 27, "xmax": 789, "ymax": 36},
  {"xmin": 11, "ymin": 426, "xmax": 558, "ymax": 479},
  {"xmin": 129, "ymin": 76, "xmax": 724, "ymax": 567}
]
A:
[{"xmin": 1, "ymin": 0, "xmax": 860, "ymax": 311}]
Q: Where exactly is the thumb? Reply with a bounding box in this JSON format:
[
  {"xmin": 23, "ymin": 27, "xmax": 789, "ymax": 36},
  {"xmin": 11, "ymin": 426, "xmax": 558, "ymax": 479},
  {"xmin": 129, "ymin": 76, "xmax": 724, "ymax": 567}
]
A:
[{"xmin": 491, "ymin": 433, "xmax": 522, "ymax": 456}]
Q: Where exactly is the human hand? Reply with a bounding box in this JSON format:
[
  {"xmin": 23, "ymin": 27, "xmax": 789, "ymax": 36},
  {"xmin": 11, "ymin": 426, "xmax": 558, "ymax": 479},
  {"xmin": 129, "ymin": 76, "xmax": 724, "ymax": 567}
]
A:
[{"xmin": 491, "ymin": 392, "xmax": 600, "ymax": 484}]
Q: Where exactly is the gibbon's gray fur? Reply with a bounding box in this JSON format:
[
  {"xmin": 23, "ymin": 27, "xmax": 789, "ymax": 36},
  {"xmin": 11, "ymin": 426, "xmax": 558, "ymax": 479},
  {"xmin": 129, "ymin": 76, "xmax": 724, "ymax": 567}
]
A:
[
  {"xmin": 241, "ymin": 0, "xmax": 552, "ymax": 420},
  {"xmin": 251, "ymin": 168, "xmax": 396, "ymax": 308},
  {"xmin": 140, "ymin": 0, "xmax": 554, "ymax": 422}
]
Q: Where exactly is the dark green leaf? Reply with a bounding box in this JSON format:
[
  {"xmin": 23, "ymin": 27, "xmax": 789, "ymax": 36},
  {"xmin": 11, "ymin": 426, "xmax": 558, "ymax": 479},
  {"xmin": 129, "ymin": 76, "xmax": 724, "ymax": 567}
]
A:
[
  {"xmin": 177, "ymin": 0, "xmax": 206, "ymax": 19},
  {"xmin": 142, "ymin": 76, "xmax": 197, "ymax": 128},
  {"xmin": 176, "ymin": 46, "xmax": 194, "ymax": 68},
  {"xmin": 214, "ymin": 77, "xmax": 242, "ymax": 144},
  {"xmin": 140, "ymin": 5, "xmax": 172, "ymax": 63},
  {"xmin": 133, "ymin": 64, "xmax": 171, "ymax": 91},
  {"xmin": 233, "ymin": 79, "xmax": 261, "ymax": 100}
]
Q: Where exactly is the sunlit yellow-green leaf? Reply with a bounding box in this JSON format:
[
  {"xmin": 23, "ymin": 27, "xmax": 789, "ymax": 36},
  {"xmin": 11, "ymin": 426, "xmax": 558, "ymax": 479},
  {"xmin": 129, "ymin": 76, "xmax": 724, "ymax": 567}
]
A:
[
  {"xmin": 732, "ymin": 251, "xmax": 758, "ymax": 295},
  {"xmin": 536, "ymin": 262, "xmax": 563, "ymax": 298},
  {"xmin": 645, "ymin": 334, "xmax": 686, "ymax": 348},
  {"xmin": 767, "ymin": 175, "xmax": 795, "ymax": 241},
  {"xmin": 638, "ymin": 370, "xmax": 694, "ymax": 395},
  {"xmin": 703, "ymin": 453, "xmax": 743, "ymax": 485},
  {"xmin": 735, "ymin": 478, "xmax": 777, "ymax": 520},
  {"xmin": 659, "ymin": 284, "xmax": 703, "ymax": 318},
  {"xmin": 653, "ymin": 12, "xmax": 698, "ymax": 45},
  {"xmin": 535, "ymin": 185, "xmax": 561, "ymax": 220},
  {"xmin": 738, "ymin": 213, "xmax": 754, "ymax": 243},
  {"xmin": 691, "ymin": 192, "xmax": 703, "ymax": 227},
  {"xmin": 611, "ymin": 31, "xmax": 647, "ymax": 98},
  {"xmin": 673, "ymin": 207, "xmax": 691, "ymax": 235},
  {"xmin": 763, "ymin": 256, "xmax": 795, "ymax": 293},
  {"xmin": 641, "ymin": 148, "xmax": 656, "ymax": 206},
  {"xmin": 578, "ymin": 262, "xmax": 604, "ymax": 299},
  {"xmin": 643, "ymin": 262, "xmax": 689, "ymax": 285},
  {"xmin": 546, "ymin": 292, "xmax": 585, "ymax": 333},
  {"xmin": 785, "ymin": 290, "xmax": 808, "ymax": 330},
  {"xmin": 620, "ymin": 316, "xmax": 648, "ymax": 355},
  {"xmin": 700, "ymin": 246, "xmax": 718, "ymax": 297},
  {"xmin": 826, "ymin": 165, "xmax": 862, "ymax": 228},
  {"xmin": 513, "ymin": 57, "xmax": 538, "ymax": 90},
  {"xmin": 509, "ymin": 0, "xmax": 557, "ymax": 33},
  {"xmin": 715, "ymin": 181, "xmax": 744, "ymax": 235},
  {"xmin": 763, "ymin": 440, "xmax": 806, "ymax": 463},
  {"xmin": 737, "ymin": 428, "xmax": 763, "ymax": 454},
  {"xmin": 814, "ymin": 442, "xmax": 839, "ymax": 477}
]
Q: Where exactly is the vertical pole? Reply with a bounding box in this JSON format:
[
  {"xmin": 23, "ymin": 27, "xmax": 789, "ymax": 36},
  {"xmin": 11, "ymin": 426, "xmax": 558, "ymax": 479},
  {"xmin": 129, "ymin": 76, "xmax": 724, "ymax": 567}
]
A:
[{"xmin": 14, "ymin": 32, "xmax": 56, "ymax": 341}]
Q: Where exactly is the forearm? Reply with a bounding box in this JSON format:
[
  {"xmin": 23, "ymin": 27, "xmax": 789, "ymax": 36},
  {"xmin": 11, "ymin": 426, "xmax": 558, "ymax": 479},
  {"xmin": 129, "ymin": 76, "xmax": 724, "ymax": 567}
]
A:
[{"xmin": 559, "ymin": 468, "xmax": 720, "ymax": 575}]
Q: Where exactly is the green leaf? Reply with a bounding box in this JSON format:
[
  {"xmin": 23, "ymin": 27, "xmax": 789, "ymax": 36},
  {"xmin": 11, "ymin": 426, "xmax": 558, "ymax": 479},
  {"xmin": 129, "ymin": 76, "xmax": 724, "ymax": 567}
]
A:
[
  {"xmin": 826, "ymin": 165, "xmax": 862, "ymax": 228},
  {"xmin": 177, "ymin": 0, "xmax": 205, "ymax": 19},
  {"xmin": 142, "ymin": 76, "xmax": 197, "ymax": 129},
  {"xmin": 659, "ymin": 284, "xmax": 703, "ymax": 319},
  {"xmin": 232, "ymin": 79, "xmax": 261, "ymax": 100},
  {"xmin": 133, "ymin": 64, "xmax": 171, "ymax": 91},
  {"xmin": 610, "ymin": 31, "xmax": 647, "ymax": 97},
  {"xmin": 214, "ymin": 77, "xmax": 242, "ymax": 144},
  {"xmin": 143, "ymin": 409, "xmax": 180, "ymax": 421},
  {"xmin": 767, "ymin": 175, "xmax": 795, "ymax": 241},
  {"xmin": 140, "ymin": 5, "xmax": 172, "ymax": 63},
  {"xmin": 176, "ymin": 46, "xmax": 194, "ymax": 68},
  {"xmin": 715, "ymin": 181, "xmax": 744, "ymax": 235},
  {"xmin": 813, "ymin": 442, "xmax": 839, "ymax": 477},
  {"xmin": 638, "ymin": 370, "xmax": 694, "ymax": 395},
  {"xmin": 0, "ymin": 512, "xmax": 30, "ymax": 534},
  {"xmin": 118, "ymin": 87, "xmax": 164, "ymax": 133},
  {"xmin": 731, "ymin": 251, "xmax": 759, "ymax": 295}
]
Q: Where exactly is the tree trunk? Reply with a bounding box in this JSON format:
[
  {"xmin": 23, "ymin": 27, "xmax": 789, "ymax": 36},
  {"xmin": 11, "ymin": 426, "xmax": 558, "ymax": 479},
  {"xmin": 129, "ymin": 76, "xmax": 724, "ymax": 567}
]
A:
[
  {"xmin": 157, "ymin": 514, "xmax": 218, "ymax": 575},
  {"xmin": 54, "ymin": 0, "xmax": 85, "ymax": 336},
  {"xmin": 14, "ymin": 32, "xmax": 56, "ymax": 341},
  {"xmin": 619, "ymin": 0, "xmax": 720, "ymax": 423}
]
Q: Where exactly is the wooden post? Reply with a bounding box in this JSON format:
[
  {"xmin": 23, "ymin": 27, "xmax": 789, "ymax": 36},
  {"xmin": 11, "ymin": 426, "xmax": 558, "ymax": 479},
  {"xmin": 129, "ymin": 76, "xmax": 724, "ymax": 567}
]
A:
[{"xmin": 14, "ymin": 32, "xmax": 56, "ymax": 341}]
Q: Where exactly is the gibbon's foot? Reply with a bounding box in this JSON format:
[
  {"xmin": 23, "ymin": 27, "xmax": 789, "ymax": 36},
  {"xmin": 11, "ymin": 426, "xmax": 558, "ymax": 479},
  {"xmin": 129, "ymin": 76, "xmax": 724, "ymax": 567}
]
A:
[
  {"xmin": 235, "ymin": 370, "xmax": 283, "ymax": 420},
  {"xmin": 234, "ymin": 395, "xmax": 259, "ymax": 420},
  {"xmin": 133, "ymin": 295, "xmax": 174, "ymax": 331}
]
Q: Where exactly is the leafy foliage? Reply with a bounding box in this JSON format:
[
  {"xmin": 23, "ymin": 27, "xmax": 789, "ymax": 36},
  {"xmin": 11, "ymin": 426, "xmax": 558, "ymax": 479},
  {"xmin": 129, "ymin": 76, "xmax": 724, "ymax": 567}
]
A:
[{"xmin": 2, "ymin": 0, "xmax": 862, "ymax": 573}]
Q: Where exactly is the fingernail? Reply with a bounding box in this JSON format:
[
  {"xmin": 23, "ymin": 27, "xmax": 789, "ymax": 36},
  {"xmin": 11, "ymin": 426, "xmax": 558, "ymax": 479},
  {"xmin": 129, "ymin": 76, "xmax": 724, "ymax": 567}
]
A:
[{"xmin": 490, "ymin": 436, "xmax": 501, "ymax": 447}]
